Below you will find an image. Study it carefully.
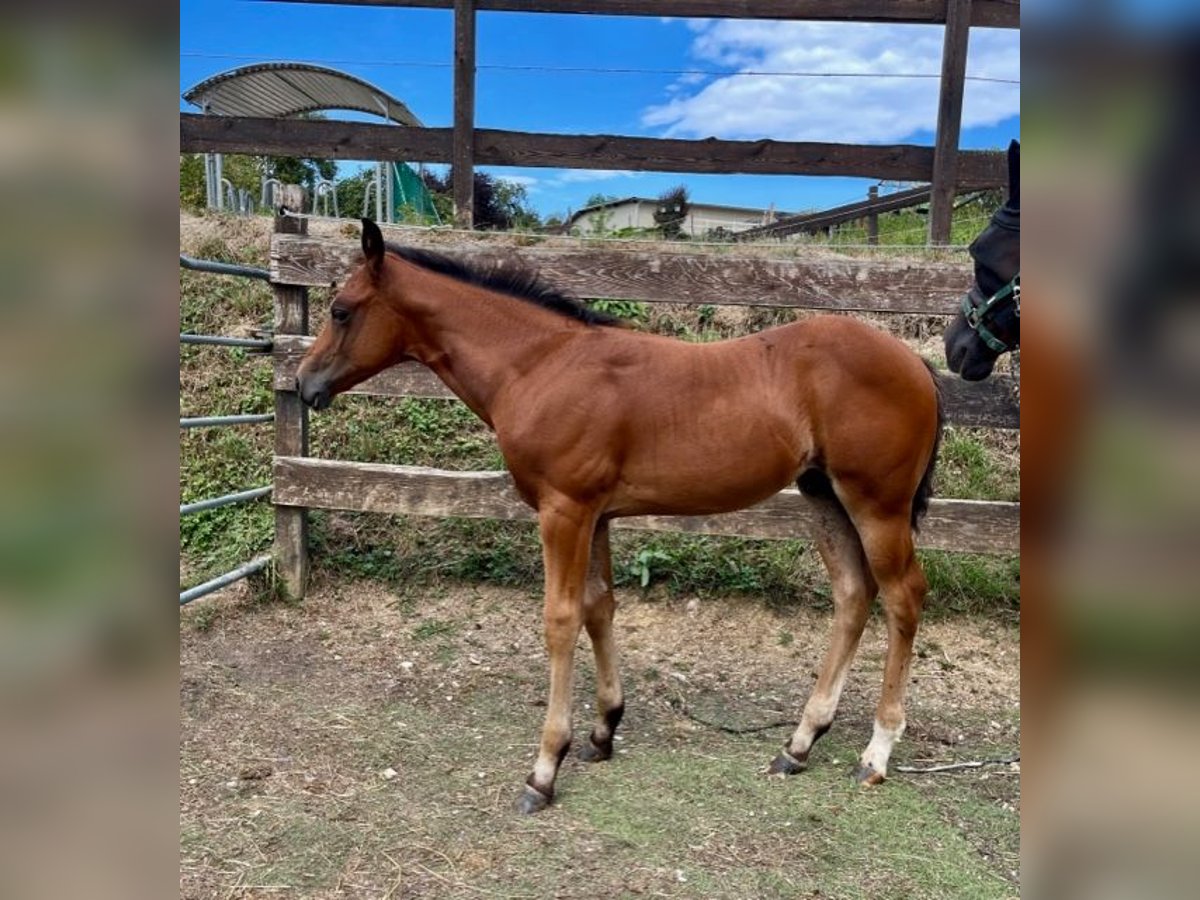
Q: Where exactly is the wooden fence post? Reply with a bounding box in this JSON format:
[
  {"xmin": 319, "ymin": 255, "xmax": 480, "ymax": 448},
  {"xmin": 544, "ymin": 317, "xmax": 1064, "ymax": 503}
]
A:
[
  {"xmin": 272, "ymin": 211, "xmax": 309, "ymax": 598},
  {"xmin": 453, "ymin": 0, "xmax": 477, "ymax": 229},
  {"xmin": 928, "ymin": 0, "xmax": 973, "ymax": 245},
  {"xmin": 866, "ymin": 185, "xmax": 879, "ymax": 245}
]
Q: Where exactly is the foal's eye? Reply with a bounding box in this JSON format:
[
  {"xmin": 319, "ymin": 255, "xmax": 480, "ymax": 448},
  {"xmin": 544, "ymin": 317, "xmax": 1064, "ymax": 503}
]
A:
[{"xmin": 330, "ymin": 306, "xmax": 350, "ymax": 324}]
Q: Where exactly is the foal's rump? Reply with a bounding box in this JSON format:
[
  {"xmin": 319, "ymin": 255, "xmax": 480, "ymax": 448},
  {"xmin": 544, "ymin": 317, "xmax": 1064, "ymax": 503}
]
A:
[{"xmin": 786, "ymin": 316, "xmax": 942, "ymax": 524}]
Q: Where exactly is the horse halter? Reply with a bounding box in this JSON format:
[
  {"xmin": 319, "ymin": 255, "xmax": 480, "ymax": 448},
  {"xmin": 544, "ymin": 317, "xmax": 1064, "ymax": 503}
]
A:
[
  {"xmin": 962, "ymin": 206, "xmax": 1020, "ymax": 354},
  {"xmin": 961, "ymin": 273, "xmax": 1020, "ymax": 354}
]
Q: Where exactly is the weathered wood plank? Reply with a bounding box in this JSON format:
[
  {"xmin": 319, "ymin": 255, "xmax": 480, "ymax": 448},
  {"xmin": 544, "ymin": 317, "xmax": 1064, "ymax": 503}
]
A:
[
  {"xmin": 737, "ymin": 185, "xmax": 933, "ymax": 241},
  {"xmin": 262, "ymin": 0, "xmax": 1020, "ymax": 30},
  {"xmin": 866, "ymin": 185, "xmax": 880, "ymax": 246},
  {"xmin": 273, "ymin": 457, "xmax": 1019, "ymax": 553},
  {"xmin": 453, "ymin": 0, "xmax": 476, "ymax": 228},
  {"xmin": 928, "ymin": 0, "xmax": 973, "ymax": 245},
  {"xmin": 272, "ymin": 214, "xmax": 310, "ymax": 600},
  {"xmin": 271, "ymin": 335, "xmax": 1019, "ymax": 430},
  {"xmin": 180, "ymin": 115, "xmax": 1006, "ymax": 187},
  {"xmin": 935, "ymin": 371, "xmax": 1019, "ymax": 430},
  {"xmin": 270, "ymin": 234, "xmax": 973, "ymax": 313}
]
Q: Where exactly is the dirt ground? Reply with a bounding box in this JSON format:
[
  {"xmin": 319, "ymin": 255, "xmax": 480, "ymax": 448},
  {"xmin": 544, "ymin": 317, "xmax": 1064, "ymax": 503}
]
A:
[{"xmin": 180, "ymin": 575, "xmax": 1019, "ymax": 899}]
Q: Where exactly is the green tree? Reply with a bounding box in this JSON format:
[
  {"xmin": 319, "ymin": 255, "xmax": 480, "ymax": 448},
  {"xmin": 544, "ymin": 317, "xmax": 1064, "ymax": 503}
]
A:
[
  {"xmin": 335, "ymin": 168, "xmax": 375, "ymax": 219},
  {"xmin": 179, "ymin": 153, "xmax": 267, "ymax": 211},
  {"xmin": 419, "ymin": 169, "xmax": 539, "ymax": 231},
  {"xmin": 268, "ymin": 155, "xmax": 337, "ymax": 194},
  {"xmin": 179, "ymin": 154, "xmax": 206, "ymax": 212}
]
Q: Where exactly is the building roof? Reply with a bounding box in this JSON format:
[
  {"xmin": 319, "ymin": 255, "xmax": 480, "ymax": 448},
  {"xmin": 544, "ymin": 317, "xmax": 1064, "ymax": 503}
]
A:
[{"xmin": 183, "ymin": 62, "xmax": 424, "ymax": 127}]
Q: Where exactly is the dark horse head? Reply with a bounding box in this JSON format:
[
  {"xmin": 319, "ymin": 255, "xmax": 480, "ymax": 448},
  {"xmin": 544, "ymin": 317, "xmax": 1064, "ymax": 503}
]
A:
[{"xmin": 944, "ymin": 140, "xmax": 1020, "ymax": 381}]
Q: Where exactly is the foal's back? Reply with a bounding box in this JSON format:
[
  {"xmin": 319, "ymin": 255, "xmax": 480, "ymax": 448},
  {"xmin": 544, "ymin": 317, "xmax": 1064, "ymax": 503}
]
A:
[{"xmin": 496, "ymin": 314, "xmax": 937, "ymax": 520}]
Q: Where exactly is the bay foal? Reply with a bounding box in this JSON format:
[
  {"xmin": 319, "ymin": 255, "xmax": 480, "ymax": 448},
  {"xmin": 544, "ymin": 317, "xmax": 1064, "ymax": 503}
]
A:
[{"xmin": 298, "ymin": 220, "xmax": 943, "ymax": 813}]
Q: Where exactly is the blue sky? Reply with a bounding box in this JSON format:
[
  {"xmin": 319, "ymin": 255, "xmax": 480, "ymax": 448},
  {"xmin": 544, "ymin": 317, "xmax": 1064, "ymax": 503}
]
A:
[{"xmin": 180, "ymin": 1, "xmax": 1020, "ymax": 220}]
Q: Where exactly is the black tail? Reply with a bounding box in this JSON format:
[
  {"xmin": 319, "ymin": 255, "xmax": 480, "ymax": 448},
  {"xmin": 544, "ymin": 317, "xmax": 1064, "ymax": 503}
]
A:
[{"xmin": 911, "ymin": 361, "xmax": 945, "ymax": 530}]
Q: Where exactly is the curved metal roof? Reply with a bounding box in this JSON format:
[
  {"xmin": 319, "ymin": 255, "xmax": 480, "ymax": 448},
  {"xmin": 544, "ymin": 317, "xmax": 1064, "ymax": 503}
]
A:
[{"xmin": 182, "ymin": 62, "xmax": 424, "ymax": 127}]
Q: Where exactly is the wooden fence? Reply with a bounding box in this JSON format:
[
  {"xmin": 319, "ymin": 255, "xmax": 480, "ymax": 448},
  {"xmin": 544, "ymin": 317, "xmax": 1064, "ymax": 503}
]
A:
[
  {"xmin": 266, "ymin": 219, "xmax": 1019, "ymax": 598},
  {"xmin": 180, "ymin": 0, "xmax": 1022, "ymax": 597},
  {"xmin": 183, "ymin": 0, "xmax": 1020, "ymax": 244}
]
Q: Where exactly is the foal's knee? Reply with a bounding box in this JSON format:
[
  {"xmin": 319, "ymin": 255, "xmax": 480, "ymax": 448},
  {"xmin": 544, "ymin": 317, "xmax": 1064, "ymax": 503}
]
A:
[{"xmin": 543, "ymin": 606, "xmax": 582, "ymax": 651}]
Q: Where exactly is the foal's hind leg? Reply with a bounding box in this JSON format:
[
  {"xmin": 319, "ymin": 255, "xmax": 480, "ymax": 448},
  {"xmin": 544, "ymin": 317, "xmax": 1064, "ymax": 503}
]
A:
[
  {"xmin": 845, "ymin": 504, "xmax": 928, "ymax": 785},
  {"xmin": 579, "ymin": 520, "xmax": 625, "ymax": 762},
  {"xmin": 769, "ymin": 490, "xmax": 876, "ymax": 775}
]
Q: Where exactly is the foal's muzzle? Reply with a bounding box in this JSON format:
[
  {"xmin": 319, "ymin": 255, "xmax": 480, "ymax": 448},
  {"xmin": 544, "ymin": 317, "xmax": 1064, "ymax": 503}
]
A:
[{"xmin": 296, "ymin": 374, "xmax": 332, "ymax": 411}]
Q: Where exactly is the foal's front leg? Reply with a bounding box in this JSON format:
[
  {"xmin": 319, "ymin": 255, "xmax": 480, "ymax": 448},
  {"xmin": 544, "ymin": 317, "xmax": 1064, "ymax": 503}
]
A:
[{"xmin": 517, "ymin": 499, "xmax": 597, "ymax": 814}]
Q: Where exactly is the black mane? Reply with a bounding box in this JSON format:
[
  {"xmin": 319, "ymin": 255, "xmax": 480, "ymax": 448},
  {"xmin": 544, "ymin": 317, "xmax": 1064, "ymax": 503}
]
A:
[{"xmin": 384, "ymin": 242, "xmax": 622, "ymax": 327}]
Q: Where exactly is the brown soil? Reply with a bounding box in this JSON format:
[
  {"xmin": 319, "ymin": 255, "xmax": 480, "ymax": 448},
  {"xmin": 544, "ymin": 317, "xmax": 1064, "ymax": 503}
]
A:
[{"xmin": 181, "ymin": 577, "xmax": 1019, "ymax": 899}]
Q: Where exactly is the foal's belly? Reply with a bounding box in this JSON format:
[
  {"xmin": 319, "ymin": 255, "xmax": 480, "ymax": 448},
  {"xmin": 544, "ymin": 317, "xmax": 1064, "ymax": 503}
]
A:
[{"xmin": 606, "ymin": 414, "xmax": 809, "ymax": 517}]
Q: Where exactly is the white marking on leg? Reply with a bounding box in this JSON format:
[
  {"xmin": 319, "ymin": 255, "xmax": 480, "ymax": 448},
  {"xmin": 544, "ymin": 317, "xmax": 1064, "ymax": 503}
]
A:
[
  {"xmin": 860, "ymin": 718, "xmax": 905, "ymax": 776},
  {"xmin": 788, "ymin": 665, "xmax": 850, "ymax": 755},
  {"xmin": 532, "ymin": 752, "xmax": 559, "ymax": 788}
]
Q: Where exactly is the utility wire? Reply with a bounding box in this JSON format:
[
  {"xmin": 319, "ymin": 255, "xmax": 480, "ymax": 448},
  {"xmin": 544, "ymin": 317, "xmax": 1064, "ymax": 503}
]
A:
[{"xmin": 180, "ymin": 51, "xmax": 1019, "ymax": 85}]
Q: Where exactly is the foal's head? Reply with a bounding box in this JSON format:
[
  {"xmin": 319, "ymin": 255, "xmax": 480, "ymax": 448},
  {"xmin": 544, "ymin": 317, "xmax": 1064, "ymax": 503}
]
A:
[
  {"xmin": 297, "ymin": 219, "xmax": 414, "ymax": 410},
  {"xmin": 944, "ymin": 140, "xmax": 1021, "ymax": 381}
]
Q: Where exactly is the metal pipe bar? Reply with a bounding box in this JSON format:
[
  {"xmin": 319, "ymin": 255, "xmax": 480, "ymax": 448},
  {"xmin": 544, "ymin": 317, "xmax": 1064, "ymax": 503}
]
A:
[
  {"xmin": 180, "ymin": 254, "xmax": 270, "ymax": 280},
  {"xmin": 179, "ymin": 555, "xmax": 271, "ymax": 606},
  {"xmin": 180, "ymin": 333, "xmax": 273, "ymax": 349},
  {"xmin": 180, "ymin": 485, "xmax": 272, "ymax": 517},
  {"xmin": 180, "ymin": 413, "xmax": 274, "ymax": 429}
]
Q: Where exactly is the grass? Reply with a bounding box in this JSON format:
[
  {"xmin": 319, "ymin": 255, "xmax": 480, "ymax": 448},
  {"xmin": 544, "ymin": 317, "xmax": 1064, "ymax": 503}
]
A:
[
  {"xmin": 817, "ymin": 197, "xmax": 1002, "ymax": 248},
  {"xmin": 304, "ymin": 513, "xmax": 1017, "ymax": 622}
]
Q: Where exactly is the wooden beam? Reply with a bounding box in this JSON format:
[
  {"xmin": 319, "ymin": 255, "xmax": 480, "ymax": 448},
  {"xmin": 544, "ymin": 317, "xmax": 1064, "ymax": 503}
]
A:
[
  {"xmin": 272, "ymin": 334, "xmax": 1019, "ymax": 429},
  {"xmin": 928, "ymin": 0, "xmax": 973, "ymax": 245},
  {"xmin": 453, "ymin": 0, "xmax": 476, "ymax": 229},
  {"xmin": 180, "ymin": 115, "xmax": 1006, "ymax": 186},
  {"xmin": 273, "ymin": 457, "xmax": 1020, "ymax": 553},
  {"xmin": 271, "ymin": 214, "xmax": 310, "ymax": 600},
  {"xmin": 737, "ymin": 184, "xmax": 933, "ymax": 241},
  {"xmin": 259, "ymin": 1, "xmax": 1020, "ymax": 29},
  {"xmin": 866, "ymin": 185, "xmax": 880, "ymax": 246},
  {"xmin": 269, "ymin": 233, "xmax": 974, "ymax": 313}
]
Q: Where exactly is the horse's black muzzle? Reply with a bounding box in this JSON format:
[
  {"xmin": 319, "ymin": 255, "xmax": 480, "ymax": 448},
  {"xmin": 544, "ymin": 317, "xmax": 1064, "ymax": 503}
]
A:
[{"xmin": 943, "ymin": 313, "xmax": 999, "ymax": 382}]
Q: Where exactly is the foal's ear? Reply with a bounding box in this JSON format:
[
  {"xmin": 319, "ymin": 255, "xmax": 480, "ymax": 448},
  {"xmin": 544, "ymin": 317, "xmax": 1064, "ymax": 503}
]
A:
[
  {"xmin": 1007, "ymin": 140, "xmax": 1020, "ymax": 210},
  {"xmin": 361, "ymin": 218, "xmax": 385, "ymax": 275}
]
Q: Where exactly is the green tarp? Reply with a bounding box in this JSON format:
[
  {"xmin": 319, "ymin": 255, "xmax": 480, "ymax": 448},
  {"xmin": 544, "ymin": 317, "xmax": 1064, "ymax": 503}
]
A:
[{"xmin": 390, "ymin": 162, "xmax": 440, "ymax": 224}]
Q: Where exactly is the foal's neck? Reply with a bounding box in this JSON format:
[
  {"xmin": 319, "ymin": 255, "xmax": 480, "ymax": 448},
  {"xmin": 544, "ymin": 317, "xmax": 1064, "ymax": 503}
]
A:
[{"xmin": 390, "ymin": 263, "xmax": 585, "ymax": 426}]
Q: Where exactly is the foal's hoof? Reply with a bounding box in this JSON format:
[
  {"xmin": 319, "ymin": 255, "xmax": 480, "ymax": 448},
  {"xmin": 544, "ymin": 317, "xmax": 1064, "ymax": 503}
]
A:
[
  {"xmin": 766, "ymin": 748, "xmax": 807, "ymax": 777},
  {"xmin": 515, "ymin": 784, "xmax": 553, "ymax": 815},
  {"xmin": 578, "ymin": 738, "xmax": 613, "ymax": 763},
  {"xmin": 852, "ymin": 763, "xmax": 886, "ymax": 786}
]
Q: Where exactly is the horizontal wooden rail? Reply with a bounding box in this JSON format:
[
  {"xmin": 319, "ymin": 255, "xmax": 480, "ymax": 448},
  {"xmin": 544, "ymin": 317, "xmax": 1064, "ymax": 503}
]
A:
[
  {"xmin": 271, "ymin": 234, "xmax": 972, "ymax": 313},
  {"xmin": 180, "ymin": 115, "xmax": 1007, "ymax": 187},
  {"xmin": 273, "ymin": 335, "xmax": 1019, "ymax": 429},
  {"xmin": 738, "ymin": 184, "xmax": 938, "ymax": 241},
  {"xmin": 262, "ymin": 1, "xmax": 1020, "ymax": 29},
  {"xmin": 273, "ymin": 457, "xmax": 1019, "ymax": 553}
]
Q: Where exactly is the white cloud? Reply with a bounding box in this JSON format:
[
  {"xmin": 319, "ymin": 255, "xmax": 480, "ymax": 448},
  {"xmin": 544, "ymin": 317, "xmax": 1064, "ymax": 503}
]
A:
[
  {"xmin": 550, "ymin": 170, "xmax": 638, "ymax": 185},
  {"xmin": 642, "ymin": 22, "xmax": 1019, "ymax": 144}
]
